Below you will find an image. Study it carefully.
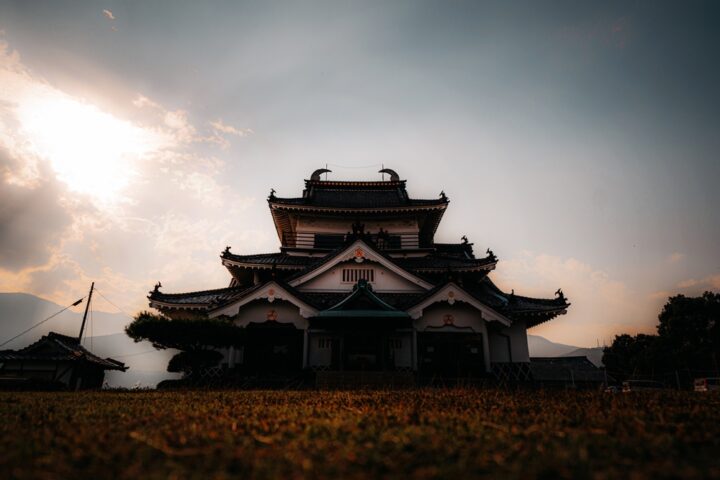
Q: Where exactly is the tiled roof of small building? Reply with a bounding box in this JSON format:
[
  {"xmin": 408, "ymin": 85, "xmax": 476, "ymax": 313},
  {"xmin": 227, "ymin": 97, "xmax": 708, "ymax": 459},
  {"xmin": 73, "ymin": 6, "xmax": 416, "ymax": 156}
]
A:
[
  {"xmin": 0, "ymin": 332, "xmax": 127, "ymax": 371},
  {"xmin": 529, "ymin": 356, "xmax": 606, "ymax": 383}
]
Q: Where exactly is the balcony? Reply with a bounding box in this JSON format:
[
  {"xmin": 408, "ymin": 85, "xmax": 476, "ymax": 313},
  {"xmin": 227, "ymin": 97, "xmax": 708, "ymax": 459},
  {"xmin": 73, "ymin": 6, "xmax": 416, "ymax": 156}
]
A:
[{"xmin": 282, "ymin": 231, "xmax": 420, "ymax": 250}]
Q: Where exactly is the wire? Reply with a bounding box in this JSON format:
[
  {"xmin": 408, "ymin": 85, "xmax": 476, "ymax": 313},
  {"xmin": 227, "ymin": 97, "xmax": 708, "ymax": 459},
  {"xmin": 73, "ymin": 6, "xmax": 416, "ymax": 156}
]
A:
[
  {"xmin": 109, "ymin": 349, "xmax": 162, "ymax": 358},
  {"xmin": 94, "ymin": 289, "xmax": 136, "ymax": 321},
  {"xmin": 326, "ymin": 163, "xmax": 383, "ymax": 169},
  {"xmin": 0, "ymin": 297, "xmax": 85, "ymax": 348}
]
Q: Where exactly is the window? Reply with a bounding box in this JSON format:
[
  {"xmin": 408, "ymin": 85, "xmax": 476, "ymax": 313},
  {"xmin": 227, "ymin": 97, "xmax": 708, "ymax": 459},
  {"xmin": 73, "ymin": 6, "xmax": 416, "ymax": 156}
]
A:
[
  {"xmin": 342, "ymin": 268, "xmax": 375, "ymax": 283},
  {"xmin": 389, "ymin": 339, "xmax": 402, "ymax": 349},
  {"xmin": 318, "ymin": 338, "xmax": 332, "ymax": 349}
]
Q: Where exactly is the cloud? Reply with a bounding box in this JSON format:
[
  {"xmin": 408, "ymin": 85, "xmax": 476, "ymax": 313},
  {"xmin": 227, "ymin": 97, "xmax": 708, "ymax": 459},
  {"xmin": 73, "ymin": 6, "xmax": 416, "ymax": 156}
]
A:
[
  {"xmin": 210, "ymin": 119, "xmax": 253, "ymax": 137},
  {"xmin": 667, "ymin": 252, "xmax": 685, "ymax": 264},
  {"xmin": 494, "ymin": 251, "xmax": 659, "ymax": 346},
  {"xmin": 677, "ymin": 274, "xmax": 720, "ymax": 291},
  {"xmin": 0, "ymin": 40, "xmax": 259, "ymax": 317},
  {"xmin": 103, "ymin": 9, "xmax": 115, "ymax": 21}
]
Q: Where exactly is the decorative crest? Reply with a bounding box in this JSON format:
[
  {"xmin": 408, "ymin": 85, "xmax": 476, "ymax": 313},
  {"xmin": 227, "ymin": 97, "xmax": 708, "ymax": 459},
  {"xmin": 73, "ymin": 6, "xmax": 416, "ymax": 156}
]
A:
[
  {"xmin": 378, "ymin": 168, "xmax": 400, "ymax": 182},
  {"xmin": 486, "ymin": 248, "xmax": 496, "ymax": 260},
  {"xmin": 461, "ymin": 235, "xmax": 469, "ymax": 244},
  {"xmin": 310, "ymin": 168, "xmax": 332, "ymax": 181},
  {"xmin": 555, "ymin": 288, "xmax": 565, "ymax": 301},
  {"xmin": 224, "ymin": 245, "xmax": 231, "ymax": 254},
  {"xmin": 153, "ymin": 281, "xmax": 162, "ymax": 293},
  {"xmin": 268, "ymin": 188, "xmax": 276, "ymax": 200},
  {"xmin": 440, "ymin": 190, "xmax": 448, "ymax": 201}
]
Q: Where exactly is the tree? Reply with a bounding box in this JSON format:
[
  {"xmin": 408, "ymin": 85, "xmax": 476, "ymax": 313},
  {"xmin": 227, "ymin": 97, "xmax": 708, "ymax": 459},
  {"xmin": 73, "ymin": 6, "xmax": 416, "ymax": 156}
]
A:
[
  {"xmin": 167, "ymin": 350, "xmax": 224, "ymax": 374},
  {"xmin": 125, "ymin": 311, "xmax": 245, "ymax": 350},
  {"xmin": 657, "ymin": 292, "xmax": 720, "ymax": 370},
  {"xmin": 602, "ymin": 291, "xmax": 720, "ymax": 378},
  {"xmin": 602, "ymin": 334, "xmax": 663, "ymax": 379}
]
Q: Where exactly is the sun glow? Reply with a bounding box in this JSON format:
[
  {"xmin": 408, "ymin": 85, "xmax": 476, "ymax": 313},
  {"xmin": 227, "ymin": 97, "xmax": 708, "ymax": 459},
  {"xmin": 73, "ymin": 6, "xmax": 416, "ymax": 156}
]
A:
[{"xmin": 16, "ymin": 96, "xmax": 165, "ymax": 203}]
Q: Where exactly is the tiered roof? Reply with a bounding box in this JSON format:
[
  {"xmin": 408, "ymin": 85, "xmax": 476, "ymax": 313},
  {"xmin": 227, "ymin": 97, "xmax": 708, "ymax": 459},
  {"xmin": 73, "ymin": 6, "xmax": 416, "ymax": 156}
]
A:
[
  {"xmin": 151, "ymin": 169, "xmax": 570, "ymax": 329},
  {"xmin": 221, "ymin": 242, "xmax": 497, "ymax": 275},
  {"xmin": 149, "ymin": 276, "xmax": 568, "ymax": 328},
  {"xmin": 269, "ymin": 169, "xmax": 448, "ymax": 248}
]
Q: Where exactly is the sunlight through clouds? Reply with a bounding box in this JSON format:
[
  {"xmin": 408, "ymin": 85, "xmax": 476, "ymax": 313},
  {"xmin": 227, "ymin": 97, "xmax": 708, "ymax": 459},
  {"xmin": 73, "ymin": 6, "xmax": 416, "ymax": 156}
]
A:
[
  {"xmin": 0, "ymin": 40, "xmax": 258, "ymax": 314},
  {"xmin": 16, "ymin": 97, "xmax": 167, "ymax": 202}
]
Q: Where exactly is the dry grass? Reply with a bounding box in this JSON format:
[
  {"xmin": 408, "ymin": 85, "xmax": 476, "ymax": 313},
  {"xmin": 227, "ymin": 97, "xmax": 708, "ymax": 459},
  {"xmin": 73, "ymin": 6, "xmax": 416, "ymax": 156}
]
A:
[{"xmin": 1, "ymin": 389, "xmax": 719, "ymax": 479}]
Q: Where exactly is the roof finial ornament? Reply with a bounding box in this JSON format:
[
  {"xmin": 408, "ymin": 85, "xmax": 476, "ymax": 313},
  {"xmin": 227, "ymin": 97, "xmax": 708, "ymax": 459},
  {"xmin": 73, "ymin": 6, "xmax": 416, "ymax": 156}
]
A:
[
  {"xmin": 486, "ymin": 248, "xmax": 496, "ymax": 260},
  {"xmin": 352, "ymin": 221, "xmax": 365, "ymax": 236},
  {"xmin": 268, "ymin": 188, "xmax": 276, "ymax": 200},
  {"xmin": 378, "ymin": 168, "xmax": 400, "ymax": 182},
  {"xmin": 440, "ymin": 190, "xmax": 448, "ymax": 201},
  {"xmin": 555, "ymin": 288, "xmax": 565, "ymax": 301},
  {"xmin": 224, "ymin": 245, "xmax": 231, "ymax": 255},
  {"xmin": 153, "ymin": 281, "xmax": 162, "ymax": 293},
  {"xmin": 310, "ymin": 168, "xmax": 332, "ymax": 181},
  {"xmin": 461, "ymin": 235, "xmax": 468, "ymax": 244}
]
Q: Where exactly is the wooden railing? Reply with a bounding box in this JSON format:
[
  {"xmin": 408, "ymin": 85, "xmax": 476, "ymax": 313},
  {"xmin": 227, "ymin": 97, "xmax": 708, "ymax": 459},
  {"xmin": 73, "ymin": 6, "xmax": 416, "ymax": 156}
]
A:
[{"xmin": 282, "ymin": 232, "xmax": 420, "ymax": 250}]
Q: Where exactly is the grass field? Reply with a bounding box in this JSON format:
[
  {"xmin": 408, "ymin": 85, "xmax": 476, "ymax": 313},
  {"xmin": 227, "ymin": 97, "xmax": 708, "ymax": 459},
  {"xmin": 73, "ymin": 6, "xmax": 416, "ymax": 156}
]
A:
[{"xmin": 1, "ymin": 389, "xmax": 719, "ymax": 479}]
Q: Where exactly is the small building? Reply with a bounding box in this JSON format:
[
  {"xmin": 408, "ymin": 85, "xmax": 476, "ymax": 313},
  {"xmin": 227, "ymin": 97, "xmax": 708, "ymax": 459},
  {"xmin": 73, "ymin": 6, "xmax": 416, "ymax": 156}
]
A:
[
  {"xmin": 148, "ymin": 169, "xmax": 570, "ymax": 384},
  {"xmin": 0, "ymin": 332, "xmax": 127, "ymax": 390},
  {"xmin": 529, "ymin": 356, "xmax": 608, "ymax": 389}
]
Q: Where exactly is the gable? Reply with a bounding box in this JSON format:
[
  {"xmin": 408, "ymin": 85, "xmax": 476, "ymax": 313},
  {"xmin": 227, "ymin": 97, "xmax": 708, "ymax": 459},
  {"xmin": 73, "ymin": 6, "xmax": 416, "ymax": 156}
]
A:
[
  {"xmin": 209, "ymin": 281, "xmax": 317, "ymax": 319},
  {"xmin": 407, "ymin": 283, "xmax": 511, "ymax": 326},
  {"xmin": 297, "ymin": 260, "xmax": 427, "ymax": 293},
  {"xmin": 289, "ymin": 239, "xmax": 432, "ymax": 292}
]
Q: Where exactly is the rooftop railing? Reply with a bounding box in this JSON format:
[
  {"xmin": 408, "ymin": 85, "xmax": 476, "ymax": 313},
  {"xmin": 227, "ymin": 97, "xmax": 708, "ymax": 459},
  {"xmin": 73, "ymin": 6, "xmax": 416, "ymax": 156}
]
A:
[{"xmin": 282, "ymin": 232, "xmax": 420, "ymax": 250}]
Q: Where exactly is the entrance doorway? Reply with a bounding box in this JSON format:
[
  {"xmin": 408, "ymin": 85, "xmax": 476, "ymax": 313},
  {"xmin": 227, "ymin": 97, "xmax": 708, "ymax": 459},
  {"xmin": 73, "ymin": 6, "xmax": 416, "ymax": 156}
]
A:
[
  {"xmin": 417, "ymin": 332, "xmax": 486, "ymax": 378},
  {"xmin": 244, "ymin": 322, "xmax": 303, "ymax": 376}
]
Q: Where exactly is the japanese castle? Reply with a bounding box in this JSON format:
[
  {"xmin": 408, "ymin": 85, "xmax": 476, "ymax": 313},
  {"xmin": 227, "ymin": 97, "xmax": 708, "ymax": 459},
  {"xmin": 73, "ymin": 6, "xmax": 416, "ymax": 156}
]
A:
[{"xmin": 149, "ymin": 169, "xmax": 569, "ymax": 383}]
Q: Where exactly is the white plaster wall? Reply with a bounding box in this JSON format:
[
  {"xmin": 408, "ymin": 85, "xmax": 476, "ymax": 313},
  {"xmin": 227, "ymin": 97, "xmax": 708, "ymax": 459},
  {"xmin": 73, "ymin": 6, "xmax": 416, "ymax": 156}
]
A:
[
  {"xmin": 298, "ymin": 260, "xmax": 426, "ymax": 293},
  {"xmin": 489, "ymin": 333, "xmax": 512, "ymax": 363},
  {"xmin": 508, "ymin": 319, "xmax": 530, "ymax": 362},
  {"xmin": 231, "ymin": 300, "xmax": 308, "ymax": 330},
  {"xmin": 488, "ymin": 319, "xmax": 530, "ymax": 363}
]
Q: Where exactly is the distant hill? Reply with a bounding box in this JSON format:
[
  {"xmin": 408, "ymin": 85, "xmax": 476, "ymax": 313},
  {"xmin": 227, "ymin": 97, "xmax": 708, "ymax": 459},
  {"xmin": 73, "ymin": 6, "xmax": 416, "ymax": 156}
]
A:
[
  {"xmin": 0, "ymin": 292, "xmax": 130, "ymax": 346},
  {"xmin": 0, "ymin": 292, "xmax": 176, "ymax": 388},
  {"xmin": 527, "ymin": 334, "xmax": 580, "ymax": 357}
]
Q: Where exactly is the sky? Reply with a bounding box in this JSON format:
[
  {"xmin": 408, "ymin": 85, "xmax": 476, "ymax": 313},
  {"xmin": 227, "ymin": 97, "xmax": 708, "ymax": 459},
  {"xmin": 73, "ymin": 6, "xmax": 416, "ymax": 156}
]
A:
[{"xmin": 0, "ymin": 0, "xmax": 719, "ymax": 347}]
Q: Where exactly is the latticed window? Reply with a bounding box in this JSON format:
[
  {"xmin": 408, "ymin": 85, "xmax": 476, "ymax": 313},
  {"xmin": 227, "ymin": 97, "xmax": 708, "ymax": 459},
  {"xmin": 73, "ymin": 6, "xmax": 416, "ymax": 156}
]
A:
[
  {"xmin": 318, "ymin": 338, "xmax": 332, "ymax": 349},
  {"xmin": 342, "ymin": 268, "xmax": 375, "ymax": 283},
  {"xmin": 388, "ymin": 338, "xmax": 402, "ymax": 349}
]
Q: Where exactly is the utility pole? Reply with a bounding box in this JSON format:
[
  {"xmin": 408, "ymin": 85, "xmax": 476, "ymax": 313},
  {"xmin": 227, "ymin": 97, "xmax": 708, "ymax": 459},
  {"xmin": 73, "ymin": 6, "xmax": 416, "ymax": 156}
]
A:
[{"xmin": 78, "ymin": 282, "xmax": 94, "ymax": 342}]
